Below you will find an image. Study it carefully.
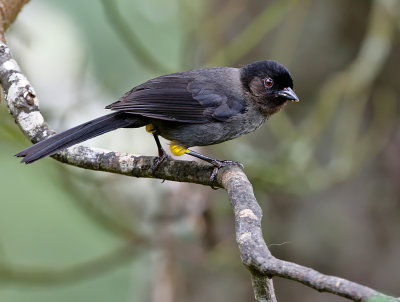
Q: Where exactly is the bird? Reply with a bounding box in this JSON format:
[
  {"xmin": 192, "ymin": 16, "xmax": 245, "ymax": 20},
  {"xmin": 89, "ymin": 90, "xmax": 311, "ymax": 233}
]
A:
[{"xmin": 16, "ymin": 60, "xmax": 299, "ymax": 182}]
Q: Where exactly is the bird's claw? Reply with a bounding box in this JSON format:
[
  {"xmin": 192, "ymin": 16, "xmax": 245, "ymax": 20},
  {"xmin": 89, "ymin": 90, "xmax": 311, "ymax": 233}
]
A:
[
  {"xmin": 209, "ymin": 160, "xmax": 244, "ymax": 189},
  {"xmin": 152, "ymin": 153, "xmax": 169, "ymax": 172}
]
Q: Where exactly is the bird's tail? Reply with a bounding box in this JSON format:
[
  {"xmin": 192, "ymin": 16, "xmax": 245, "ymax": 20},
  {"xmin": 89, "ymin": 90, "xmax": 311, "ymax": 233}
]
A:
[{"xmin": 16, "ymin": 112, "xmax": 146, "ymax": 164}]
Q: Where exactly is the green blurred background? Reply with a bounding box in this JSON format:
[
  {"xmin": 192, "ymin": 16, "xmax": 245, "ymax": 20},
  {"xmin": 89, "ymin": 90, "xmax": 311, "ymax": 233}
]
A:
[{"xmin": 1, "ymin": 0, "xmax": 400, "ymax": 301}]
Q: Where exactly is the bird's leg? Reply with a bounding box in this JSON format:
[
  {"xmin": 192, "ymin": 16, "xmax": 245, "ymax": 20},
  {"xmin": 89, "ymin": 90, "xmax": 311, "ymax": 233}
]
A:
[
  {"xmin": 168, "ymin": 141, "xmax": 244, "ymax": 187},
  {"xmin": 147, "ymin": 124, "xmax": 169, "ymax": 172},
  {"xmin": 186, "ymin": 150, "xmax": 244, "ymax": 185},
  {"xmin": 152, "ymin": 133, "xmax": 169, "ymax": 172}
]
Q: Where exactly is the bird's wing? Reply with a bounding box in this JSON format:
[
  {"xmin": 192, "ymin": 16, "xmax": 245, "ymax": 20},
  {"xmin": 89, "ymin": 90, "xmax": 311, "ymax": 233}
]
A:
[{"xmin": 105, "ymin": 75, "xmax": 246, "ymax": 123}]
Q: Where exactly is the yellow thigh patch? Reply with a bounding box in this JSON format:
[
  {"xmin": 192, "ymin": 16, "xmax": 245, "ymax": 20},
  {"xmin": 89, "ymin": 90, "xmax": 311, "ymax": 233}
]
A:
[
  {"xmin": 170, "ymin": 141, "xmax": 189, "ymax": 156},
  {"xmin": 146, "ymin": 124, "xmax": 157, "ymax": 133}
]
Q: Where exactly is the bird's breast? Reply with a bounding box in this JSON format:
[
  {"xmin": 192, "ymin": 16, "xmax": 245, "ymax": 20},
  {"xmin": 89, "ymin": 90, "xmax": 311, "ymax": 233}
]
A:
[{"xmin": 154, "ymin": 107, "xmax": 266, "ymax": 147}]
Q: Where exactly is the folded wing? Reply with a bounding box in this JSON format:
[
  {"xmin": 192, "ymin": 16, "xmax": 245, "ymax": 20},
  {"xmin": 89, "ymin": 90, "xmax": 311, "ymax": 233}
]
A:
[{"xmin": 106, "ymin": 74, "xmax": 246, "ymax": 123}]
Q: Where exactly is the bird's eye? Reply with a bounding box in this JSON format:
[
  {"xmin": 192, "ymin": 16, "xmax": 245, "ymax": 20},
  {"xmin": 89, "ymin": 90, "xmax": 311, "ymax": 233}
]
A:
[{"xmin": 264, "ymin": 77, "xmax": 274, "ymax": 88}]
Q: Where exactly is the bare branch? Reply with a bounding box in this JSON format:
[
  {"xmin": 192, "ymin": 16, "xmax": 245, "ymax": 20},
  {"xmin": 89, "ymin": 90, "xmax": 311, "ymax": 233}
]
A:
[
  {"xmin": 251, "ymin": 273, "xmax": 277, "ymax": 302},
  {"xmin": 219, "ymin": 167, "xmax": 399, "ymax": 302},
  {"xmin": 0, "ymin": 42, "xmax": 219, "ymax": 187},
  {"xmin": 0, "ymin": 3, "xmax": 399, "ymax": 300}
]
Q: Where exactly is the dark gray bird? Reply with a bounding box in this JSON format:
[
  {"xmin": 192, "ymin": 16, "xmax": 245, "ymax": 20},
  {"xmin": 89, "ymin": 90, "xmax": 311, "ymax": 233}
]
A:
[{"xmin": 16, "ymin": 60, "xmax": 299, "ymax": 181}]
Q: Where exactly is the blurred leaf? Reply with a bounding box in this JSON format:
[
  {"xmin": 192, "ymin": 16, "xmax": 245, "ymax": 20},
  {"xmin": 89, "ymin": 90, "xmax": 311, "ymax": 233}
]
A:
[{"xmin": 367, "ymin": 295, "xmax": 399, "ymax": 302}]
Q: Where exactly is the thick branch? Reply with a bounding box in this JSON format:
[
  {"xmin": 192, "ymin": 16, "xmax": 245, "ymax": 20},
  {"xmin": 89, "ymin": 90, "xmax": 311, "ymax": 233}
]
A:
[
  {"xmin": 219, "ymin": 167, "xmax": 399, "ymax": 302},
  {"xmin": 0, "ymin": 41, "xmax": 219, "ymax": 187},
  {"xmin": 0, "ymin": 14, "xmax": 399, "ymax": 302}
]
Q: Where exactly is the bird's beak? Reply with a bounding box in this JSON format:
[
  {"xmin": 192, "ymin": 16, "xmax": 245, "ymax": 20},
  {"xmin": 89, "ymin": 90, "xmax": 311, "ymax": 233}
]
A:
[{"xmin": 277, "ymin": 87, "xmax": 299, "ymax": 102}]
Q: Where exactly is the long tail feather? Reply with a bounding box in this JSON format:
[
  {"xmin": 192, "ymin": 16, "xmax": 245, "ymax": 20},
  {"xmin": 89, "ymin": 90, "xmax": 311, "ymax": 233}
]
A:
[{"xmin": 16, "ymin": 112, "xmax": 145, "ymax": 164}]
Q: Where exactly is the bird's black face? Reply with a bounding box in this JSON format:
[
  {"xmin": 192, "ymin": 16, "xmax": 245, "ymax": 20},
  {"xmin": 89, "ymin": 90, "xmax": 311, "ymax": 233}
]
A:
[{"xmin": 240, "ymin": 60, "xmax": 299, "ymax": 115}]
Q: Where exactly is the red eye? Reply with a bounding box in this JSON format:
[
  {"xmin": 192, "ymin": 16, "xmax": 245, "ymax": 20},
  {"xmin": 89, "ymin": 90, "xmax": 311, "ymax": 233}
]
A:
[{"xmin": 264, "ymin": 77, "xmax": 274, "ymax": 88}]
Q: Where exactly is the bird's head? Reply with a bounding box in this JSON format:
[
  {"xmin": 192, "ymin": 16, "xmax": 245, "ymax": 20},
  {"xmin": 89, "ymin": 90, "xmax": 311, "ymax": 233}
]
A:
[{"xmin": 240, "ymin": 60, "xmax": 299, "ymax": 115}]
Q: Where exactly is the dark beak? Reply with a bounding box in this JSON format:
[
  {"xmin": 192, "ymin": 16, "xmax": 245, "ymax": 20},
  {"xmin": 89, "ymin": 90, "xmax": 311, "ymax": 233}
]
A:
[{"xmin": 277, "ymin": 87, "xmax": 299, "ymax": 102}]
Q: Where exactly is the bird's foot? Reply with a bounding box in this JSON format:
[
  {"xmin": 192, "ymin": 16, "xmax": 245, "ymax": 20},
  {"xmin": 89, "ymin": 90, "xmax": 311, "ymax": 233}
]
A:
[
  {"xmin": 151, "ymin": 133, "xmax": 171, "ymax": 173},
  {"xmin": 209, "ymin": 160, "xmax": 244, "ymax": 189},
  {"xmin": 152, "ymin": 153, "xmax": 169, "ymax": 172}
]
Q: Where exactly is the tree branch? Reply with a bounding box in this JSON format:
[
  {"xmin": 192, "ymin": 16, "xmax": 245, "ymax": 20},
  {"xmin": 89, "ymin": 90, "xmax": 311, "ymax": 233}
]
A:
[
  {"xmin": 0, "ymin": 41, "xmax": 219, "ymax": 187},
  {"xmin": 219, "ymin": 167, "xmax": 399, "ymax": 302},
  {"xmin": 0, "ymin": 3, "xmax": 399, "ymax": 300},
  {"xmin": 0, "ymin": 0, "xmax": 29, "ymax": 42}
]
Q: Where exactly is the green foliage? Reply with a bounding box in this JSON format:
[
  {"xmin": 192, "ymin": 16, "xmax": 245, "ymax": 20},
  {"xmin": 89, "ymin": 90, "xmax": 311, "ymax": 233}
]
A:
[{"xmin": 367, "ymin": 295, "xmax": 399, "ymax": 302}]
